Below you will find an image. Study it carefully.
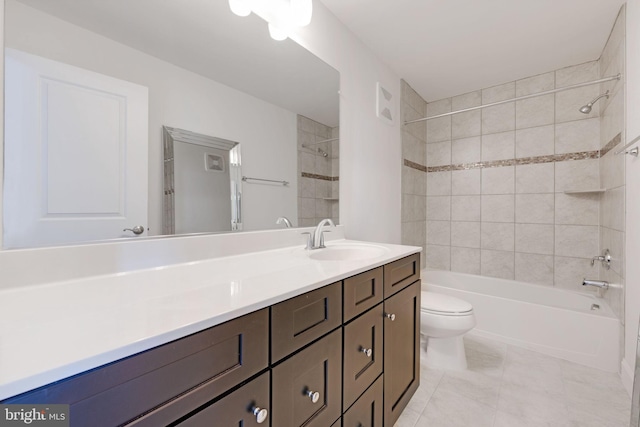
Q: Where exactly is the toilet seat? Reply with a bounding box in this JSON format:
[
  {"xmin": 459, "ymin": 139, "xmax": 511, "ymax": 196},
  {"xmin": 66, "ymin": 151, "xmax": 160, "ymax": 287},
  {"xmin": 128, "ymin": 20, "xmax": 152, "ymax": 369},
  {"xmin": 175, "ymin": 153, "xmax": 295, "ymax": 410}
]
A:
[{"xmin": 421, "ymin": 291, "xmax": 473, "ymax": 316}]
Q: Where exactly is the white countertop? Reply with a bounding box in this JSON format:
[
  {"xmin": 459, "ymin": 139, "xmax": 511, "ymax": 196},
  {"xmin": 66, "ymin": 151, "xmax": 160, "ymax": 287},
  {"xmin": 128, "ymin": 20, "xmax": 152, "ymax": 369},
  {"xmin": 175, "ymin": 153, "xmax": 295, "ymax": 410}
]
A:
[{"xmin": 0, "ymin": 239, "xmax": 420, "ymax": 400}]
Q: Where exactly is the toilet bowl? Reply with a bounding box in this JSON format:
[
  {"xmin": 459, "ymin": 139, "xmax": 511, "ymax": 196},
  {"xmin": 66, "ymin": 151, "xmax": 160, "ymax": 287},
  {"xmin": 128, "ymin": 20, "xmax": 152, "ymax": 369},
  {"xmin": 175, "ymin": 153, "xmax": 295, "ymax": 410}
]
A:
[{"xmin": 420, "ymin": 291, "xmax": 476, "ymax": 370}]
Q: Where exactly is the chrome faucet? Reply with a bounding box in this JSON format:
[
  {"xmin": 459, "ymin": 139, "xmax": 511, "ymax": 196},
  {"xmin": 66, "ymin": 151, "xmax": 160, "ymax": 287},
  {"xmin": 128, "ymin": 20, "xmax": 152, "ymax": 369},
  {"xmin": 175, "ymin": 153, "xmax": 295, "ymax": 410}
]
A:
[
  {"xmin": 310, "ymin": 218, "xmax": 335, "ymax": 249},
  {"xmin": 582, "ymin": 278, "xmax": 609, "ymax": 290},
  {"xmin": 276, "ymin": 216, "xmax": 292, "ymax": 228}
]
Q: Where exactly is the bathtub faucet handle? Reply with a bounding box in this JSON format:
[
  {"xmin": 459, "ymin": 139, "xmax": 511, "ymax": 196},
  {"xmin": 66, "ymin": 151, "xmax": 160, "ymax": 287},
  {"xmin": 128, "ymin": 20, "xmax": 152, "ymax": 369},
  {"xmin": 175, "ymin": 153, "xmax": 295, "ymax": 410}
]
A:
[{"xmin": 590, "ymin": 249, "xmax": 611, "ymax": 270}]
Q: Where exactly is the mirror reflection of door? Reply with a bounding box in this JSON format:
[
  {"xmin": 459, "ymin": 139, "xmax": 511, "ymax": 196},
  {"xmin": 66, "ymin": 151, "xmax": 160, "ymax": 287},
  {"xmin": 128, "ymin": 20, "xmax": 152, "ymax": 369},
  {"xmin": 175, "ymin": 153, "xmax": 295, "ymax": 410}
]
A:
[
  {"xmin": 4, "ymin": 48, "xmax": 149, "ymax": 248},
  {"xmin": 162, "ymin": 126, "xmax": 241, "ymax": 235}
]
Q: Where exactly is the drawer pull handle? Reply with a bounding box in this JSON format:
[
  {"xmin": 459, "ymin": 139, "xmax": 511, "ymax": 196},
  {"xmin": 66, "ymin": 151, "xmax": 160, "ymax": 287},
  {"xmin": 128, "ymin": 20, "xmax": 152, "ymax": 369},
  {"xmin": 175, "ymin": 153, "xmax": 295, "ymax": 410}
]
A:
[
  {"xmin": 385, "ymin": 313, "xmax": 396, "ymax": 321},
  {"xmin": 306, "ymin": 390, "xmax": 320, "ymax": 403},
  {"xmin": 361, "ymin": 347, "xmax": 372, "ymax": 357},
  {"xmin": 251, "ymin": 406, "xmax": 268, "ymax": 424}
]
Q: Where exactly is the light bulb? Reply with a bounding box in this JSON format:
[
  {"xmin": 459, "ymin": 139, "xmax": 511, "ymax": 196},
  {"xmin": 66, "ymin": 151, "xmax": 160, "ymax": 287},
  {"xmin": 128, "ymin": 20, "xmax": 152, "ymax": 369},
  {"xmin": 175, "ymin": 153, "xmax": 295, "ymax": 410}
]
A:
[
  {"xmin": 291, "ymin": 0, "xmax": 312, "ymax": 27},
  {"xmin": 229, "ymin": 0, "xmax": 252, "ymax": 17},
  {"xmin": 268, "ymin": 22, "xmax": 288, "ymax": 41}
]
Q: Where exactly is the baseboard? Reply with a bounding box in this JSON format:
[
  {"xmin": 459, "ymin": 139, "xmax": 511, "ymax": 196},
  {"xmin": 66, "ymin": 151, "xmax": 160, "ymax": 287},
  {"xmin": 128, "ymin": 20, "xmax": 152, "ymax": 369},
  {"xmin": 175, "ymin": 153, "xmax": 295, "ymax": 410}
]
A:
[{"xmin": 621, "ymin": 357, "xmax": 634, "ymax": 397}]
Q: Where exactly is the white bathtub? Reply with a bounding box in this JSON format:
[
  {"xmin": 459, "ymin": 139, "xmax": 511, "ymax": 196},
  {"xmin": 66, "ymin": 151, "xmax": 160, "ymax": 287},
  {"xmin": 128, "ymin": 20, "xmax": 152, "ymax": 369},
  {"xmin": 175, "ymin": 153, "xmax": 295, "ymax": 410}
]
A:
[{"xmin": 422, "ymin": 270, "xmax": 620, "ymax": 372}]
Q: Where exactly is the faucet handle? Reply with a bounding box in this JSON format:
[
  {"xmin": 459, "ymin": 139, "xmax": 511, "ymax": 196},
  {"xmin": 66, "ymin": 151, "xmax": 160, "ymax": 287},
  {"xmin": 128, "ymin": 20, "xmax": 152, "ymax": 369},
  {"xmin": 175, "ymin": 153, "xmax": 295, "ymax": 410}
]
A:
[{"xmin": 301, "ymin": 232, "xmax": 312, "ymax": 250}]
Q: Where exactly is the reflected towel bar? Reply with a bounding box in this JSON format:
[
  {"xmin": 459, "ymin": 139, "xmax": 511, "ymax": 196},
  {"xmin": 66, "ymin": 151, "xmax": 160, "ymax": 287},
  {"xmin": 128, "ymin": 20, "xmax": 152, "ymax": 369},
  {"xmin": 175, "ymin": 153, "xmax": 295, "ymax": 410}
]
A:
[{"xmin": 242, "ymin": 176, "xmax": 289, "ymax": 186}]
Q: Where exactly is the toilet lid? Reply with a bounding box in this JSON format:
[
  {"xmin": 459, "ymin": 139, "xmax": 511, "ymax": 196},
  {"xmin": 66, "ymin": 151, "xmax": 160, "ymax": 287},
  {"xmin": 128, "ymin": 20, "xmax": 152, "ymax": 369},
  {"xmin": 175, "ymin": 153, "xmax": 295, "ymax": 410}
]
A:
[{"xmin": 421, "ymin": 291, "xmax": 473, "ymax": 315}]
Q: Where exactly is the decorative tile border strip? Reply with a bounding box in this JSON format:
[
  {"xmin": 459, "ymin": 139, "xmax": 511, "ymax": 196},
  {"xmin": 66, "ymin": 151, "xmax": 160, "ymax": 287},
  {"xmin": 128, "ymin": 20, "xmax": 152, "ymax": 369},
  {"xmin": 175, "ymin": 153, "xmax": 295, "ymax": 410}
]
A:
[
  {"xmin": 600, "ymin": 133, "xmax": 622, "ymax": 157},
  {"xmin": 301, "ymin": 172, "xmax": 339, "ymax": 181},
  {"xmin": 404, "ymin": 132, "xmax": 621, "ymax": 174},
  {"xmin": 403, "ymin": 159, "xmax": 428, "ymax": 172},
  {"xmin": 404, "ymin": 150, "xmax": 600, "ymax": 174}
]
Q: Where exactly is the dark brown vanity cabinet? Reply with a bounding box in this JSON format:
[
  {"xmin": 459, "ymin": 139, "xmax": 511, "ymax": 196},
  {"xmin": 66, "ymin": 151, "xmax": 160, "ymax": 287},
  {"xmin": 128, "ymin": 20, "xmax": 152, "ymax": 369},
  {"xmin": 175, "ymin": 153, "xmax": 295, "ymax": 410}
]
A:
[
  {"xmin": 383, "ymin": 280, "xmax": 421, "ymax": 427},
  {"xmin": 342, "ymin": 254, "xmax": 421, "ymax": 427},
  {"xmin": 3, "ymin": 254, "xmax": 421, "ymax": 427}
]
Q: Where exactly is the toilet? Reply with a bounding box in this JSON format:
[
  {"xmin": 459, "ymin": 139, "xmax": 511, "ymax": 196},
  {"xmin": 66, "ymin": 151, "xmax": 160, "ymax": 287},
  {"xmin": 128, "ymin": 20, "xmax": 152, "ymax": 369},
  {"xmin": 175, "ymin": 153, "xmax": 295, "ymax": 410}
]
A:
[{"xmin": 420, "ymin": 291, "xmax": 476, "ymax": 370}]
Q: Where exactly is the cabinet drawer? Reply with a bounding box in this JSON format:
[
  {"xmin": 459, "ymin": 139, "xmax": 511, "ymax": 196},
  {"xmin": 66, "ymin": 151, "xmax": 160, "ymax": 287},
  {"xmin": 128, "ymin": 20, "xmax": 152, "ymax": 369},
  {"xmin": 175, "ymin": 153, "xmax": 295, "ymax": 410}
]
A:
[
  {"xmin": 383, "ymin": 253, "xmax": 420, "ymax": 297},
  {"xmin": 177, "ymin": 372, "xmax": 270, "ymax": 427},
  {"xmin": 343, "ymin": 267, "xmax": 383, "ymax": 322},
  {"xmin": 343, "ymin": 304, "xmax": 383, "ymax": 409},
  {"xmin": 272, "ymin": 328, "xmax": 342, "ymax": 427},
  {"xmin": 6, "ymin": 309, "xmax": 269, "ymax": 427},
  {"xmin": 271, "ymin": 281, "xmax": 342, "ymax": 362},
  {"xmin": 343, "ymin": 375, "xmax": 383, "ymax": 427},
  {"xmin": 384, "ymin": 281, "xmax": 421, "ymax": 426}
]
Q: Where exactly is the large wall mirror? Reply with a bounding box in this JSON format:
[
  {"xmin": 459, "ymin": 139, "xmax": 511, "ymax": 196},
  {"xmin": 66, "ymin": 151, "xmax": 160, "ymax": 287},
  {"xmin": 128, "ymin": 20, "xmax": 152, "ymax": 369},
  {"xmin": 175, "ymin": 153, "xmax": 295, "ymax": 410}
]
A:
[{"xmin": 3, "ymin": 0, "xmax": 339, "ymax": 249}]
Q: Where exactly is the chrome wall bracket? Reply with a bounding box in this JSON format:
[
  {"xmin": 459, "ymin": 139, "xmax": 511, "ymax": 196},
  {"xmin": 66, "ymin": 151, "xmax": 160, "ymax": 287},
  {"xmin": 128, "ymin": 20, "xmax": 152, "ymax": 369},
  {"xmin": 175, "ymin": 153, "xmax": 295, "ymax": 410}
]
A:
[{"xmin": 620, "ymin": 147, "xmax": 639, "ymax": 157}]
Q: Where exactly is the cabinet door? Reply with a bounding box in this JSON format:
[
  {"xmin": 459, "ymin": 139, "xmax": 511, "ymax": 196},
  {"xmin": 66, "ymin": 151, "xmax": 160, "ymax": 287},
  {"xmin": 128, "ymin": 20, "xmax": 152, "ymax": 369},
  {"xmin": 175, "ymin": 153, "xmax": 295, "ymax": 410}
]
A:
[
  {"xmin": 343, "ymin": 304, "xmax": 383, "ymax": 409},
  {"xmin": 271, "ymin": 281, "xmax": 342, "ymax": 363},
  {"xmin": 343, "ymin": 375, "xmax": 383, "ymax": 427},
  {"xmin": 272, "ymin": 329, "xmax": 342, "ymax": 427},
  {"xmin": 383, "ymin": 281, "xmax": 420, "ymax": 427},
  {"xmin": 177, "ymin": 372, "xmax": 270, "ymax": 426}
]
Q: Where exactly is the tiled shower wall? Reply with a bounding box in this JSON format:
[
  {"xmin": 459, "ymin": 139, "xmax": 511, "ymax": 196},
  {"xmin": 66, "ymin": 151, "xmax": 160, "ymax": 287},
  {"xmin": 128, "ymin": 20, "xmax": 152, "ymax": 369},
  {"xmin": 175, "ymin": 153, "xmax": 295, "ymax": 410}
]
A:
[
  {"xmin": 401, "ymin": 81, "xmax": 428, "ymax": 267},
  {"xmin": 297, "ymin": 115, "xmax": 339, "ymax": 227},
  {"xmin": 419, "ymin": 61, "xmax": 612, "ymax": 291},
  {"xmin": 598, "ymin": 7, "xmax": 625, "ymax": 324}
]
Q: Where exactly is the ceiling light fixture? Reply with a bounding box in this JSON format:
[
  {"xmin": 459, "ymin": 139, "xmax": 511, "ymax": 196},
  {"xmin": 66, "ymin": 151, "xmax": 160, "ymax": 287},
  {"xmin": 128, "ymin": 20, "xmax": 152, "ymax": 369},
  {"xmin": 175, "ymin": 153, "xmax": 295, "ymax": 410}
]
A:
[
  {"xmin": 228, "ymin": 0, "xmax": 252, "ymax": 17},
  {"xmin": 228, "ymin": 0, "xmax": 313, "ymax": 41}
]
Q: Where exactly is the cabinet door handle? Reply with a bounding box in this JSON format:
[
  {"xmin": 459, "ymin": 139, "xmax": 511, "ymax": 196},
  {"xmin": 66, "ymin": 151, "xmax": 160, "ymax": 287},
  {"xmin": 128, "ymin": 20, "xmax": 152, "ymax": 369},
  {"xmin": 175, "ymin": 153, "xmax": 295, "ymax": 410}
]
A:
[
  {"xmin": 385, "ymin": 313, "xmax": 396, "ymax": 321},
  {"xmin": 251, "ymin": 406, "xmax": 268, "ymax": 424},
  {"xmin": 361, "ymin": 347, "xmax": 372, "ymax": 357},
  {"xmin": 306, "ymin": 390, "xmax": 320, "ymax": 403}
]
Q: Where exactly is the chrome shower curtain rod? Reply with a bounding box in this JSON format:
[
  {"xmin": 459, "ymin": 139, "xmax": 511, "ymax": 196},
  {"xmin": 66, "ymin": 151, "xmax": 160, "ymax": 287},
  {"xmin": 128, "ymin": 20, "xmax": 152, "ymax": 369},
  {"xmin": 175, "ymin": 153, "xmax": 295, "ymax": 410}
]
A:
[{"xmin": 404, "ymin": 74, "xmax": 621, "ymax": 125}]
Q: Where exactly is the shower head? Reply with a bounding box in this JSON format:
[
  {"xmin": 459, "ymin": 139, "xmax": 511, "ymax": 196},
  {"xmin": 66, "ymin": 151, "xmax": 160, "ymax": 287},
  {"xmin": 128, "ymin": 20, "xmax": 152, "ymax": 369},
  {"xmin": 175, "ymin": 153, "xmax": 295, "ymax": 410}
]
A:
[{"xmin": 579, "ymin": 90, "xmax": 610, "ymax": 114}]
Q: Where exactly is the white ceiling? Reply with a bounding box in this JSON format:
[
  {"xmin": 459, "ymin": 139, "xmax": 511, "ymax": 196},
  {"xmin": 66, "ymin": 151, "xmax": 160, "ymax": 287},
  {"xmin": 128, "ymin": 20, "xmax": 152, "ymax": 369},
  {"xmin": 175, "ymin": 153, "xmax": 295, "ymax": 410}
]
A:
[
  {"xmin": 13, "ymin": 0, "xmax": 340, "ymax": 127},
  {"xmin": 320, "ymin": 0, "xmax": 625, "ymax": 102}
]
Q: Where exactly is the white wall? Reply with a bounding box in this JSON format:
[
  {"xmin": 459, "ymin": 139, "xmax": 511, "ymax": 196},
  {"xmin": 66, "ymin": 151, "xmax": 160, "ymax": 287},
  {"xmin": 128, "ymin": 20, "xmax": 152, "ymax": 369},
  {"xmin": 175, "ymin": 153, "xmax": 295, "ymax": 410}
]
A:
[
  {"xmin": 4, "ymin": 0, "xmax": 298, "ymax": 235},
  {"xmin": 285, "ymin": 2, "xmax": 403, "ymax": 244},
  {"xmin": 624, "ymin": 0, "xmax": 640, "ymax": 394}
]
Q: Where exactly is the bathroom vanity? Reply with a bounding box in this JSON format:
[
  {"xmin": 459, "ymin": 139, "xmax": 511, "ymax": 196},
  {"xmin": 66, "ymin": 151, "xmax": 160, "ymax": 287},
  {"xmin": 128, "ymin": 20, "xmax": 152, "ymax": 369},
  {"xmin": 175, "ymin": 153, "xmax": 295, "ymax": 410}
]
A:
[{"xmin": 0, "ymin": 240, "xmax": 421, "ymax": 427}]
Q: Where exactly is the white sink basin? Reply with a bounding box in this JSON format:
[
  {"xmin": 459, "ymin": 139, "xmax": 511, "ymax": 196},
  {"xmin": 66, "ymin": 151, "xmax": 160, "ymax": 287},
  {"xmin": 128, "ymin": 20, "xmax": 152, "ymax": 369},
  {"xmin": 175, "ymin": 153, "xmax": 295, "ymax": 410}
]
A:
[{"xmin": 307, "ymin": 243, "xmax": 389, "ymax": 261}]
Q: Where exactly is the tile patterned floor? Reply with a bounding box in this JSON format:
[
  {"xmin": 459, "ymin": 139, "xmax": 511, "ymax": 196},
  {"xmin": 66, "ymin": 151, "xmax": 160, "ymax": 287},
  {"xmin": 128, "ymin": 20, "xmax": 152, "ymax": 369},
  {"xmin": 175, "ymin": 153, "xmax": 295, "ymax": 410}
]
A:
[{"xmin": 395, "ymin": 335, "xmax": 632, "ymax": 427}]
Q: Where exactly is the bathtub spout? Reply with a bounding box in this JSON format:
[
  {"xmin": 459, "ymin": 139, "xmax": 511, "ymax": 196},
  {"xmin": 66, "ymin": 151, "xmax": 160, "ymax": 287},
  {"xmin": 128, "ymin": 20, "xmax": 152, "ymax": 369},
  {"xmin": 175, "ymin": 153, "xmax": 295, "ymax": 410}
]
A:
[{"xmin": 582, "ymin": 279, "xmax": 609, "ymax": 290}]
